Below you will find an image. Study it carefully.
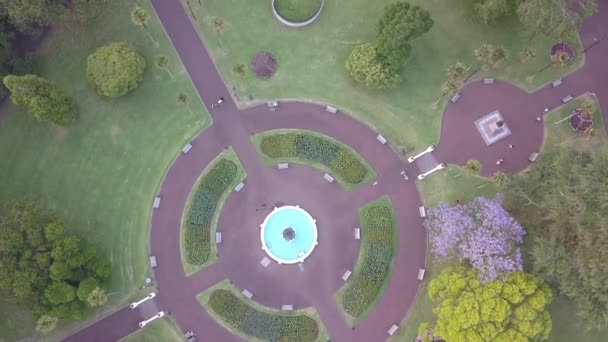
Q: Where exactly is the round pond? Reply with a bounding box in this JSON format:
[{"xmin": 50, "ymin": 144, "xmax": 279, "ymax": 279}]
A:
[{"xmin": 260, "ymin": 205, "xmax": 318, "ymax": 264}]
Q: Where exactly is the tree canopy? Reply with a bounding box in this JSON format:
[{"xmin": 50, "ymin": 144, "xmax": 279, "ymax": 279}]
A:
[
  {"xmin": 345, "ymin": 42, "xmax": 401, "ymax": 89},
  {"xmin": 86, "ymin": 41, "xmax": 145, "ymax": 97},
  {"xmin": 0, "ymin": 0, "xmax": 66, "ymax": 32},
  {"xmin": 0, "ymin": 201, "xmax": 111, "ymax": 331},
  {"xmin": 425, "ymin": 195, "xmax": 525, "ymax": 282},
  {"xmin": 375, "ymin": 1, "xmax": 433, "ymax": 71},
  {"xmin": 426, "ymin": 266, "xmax": 553, "ymax": 342},
  {"xmin": 505, "ymin": 148, "xmax": 608, "ymax": 330},
  {"xmin": 3, "ymin": 74, "xmax": 75, "ymax": 126}
]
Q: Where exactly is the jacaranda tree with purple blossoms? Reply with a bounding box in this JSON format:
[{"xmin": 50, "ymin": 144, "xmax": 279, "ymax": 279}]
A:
[{"xmin": 425, "ymin": 194, "xmax": 525, "ymax": 282}]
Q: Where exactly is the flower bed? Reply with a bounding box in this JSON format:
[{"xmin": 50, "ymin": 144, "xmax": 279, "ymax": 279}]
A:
[
  {"xmin": 184, "ymin": 158, "xmax": 237, "ymax": 265},
  {"xmin": 251, "ymin": 51, "xmax": 277, "ymax": 79},
  {"xmin": 550, "ymin": 42, "xmax": 575, "ymax": 66},
  {"xmin": 274, "ymin": 0, "xmax": 323, "ymax": 23},
  {"xmin": 208, "ymin": 289, "xmax": 320, "ymax": 341},
  {"xmin": 338, "ymin": 198, "xmax": 397, "ymax": 322},
  {"xmin": 258, "ymin": 131, "xmax": 371, "ymax": 186},
  {"xmin": 569, "ymin": 108, "xmax": 593, "ymax": 134}
]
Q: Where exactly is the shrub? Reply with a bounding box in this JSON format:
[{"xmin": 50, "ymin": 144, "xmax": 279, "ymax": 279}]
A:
[
  {"xmin": 184, "ymin": 158, "xmax": 238, "ymax": 265},
  {"xmin": 259, "ymin": 132, "xmax": 371, "ymax": 186},
  {"xmin": 86, "ymin": 42, "xmax": 145, "ymax": 97},
  {"xmin": 341, "ymin": 204, "xmax": 395, "ymax": 318},
  {"xmin": 208, "ymin": 289, "xmax": 320, "ymax": 341}
]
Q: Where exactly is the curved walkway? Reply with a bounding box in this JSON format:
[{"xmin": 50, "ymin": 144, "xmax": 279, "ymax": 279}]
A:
[{"xmin": 64, "ymin": 0, "xmax": 608, "ymax": 341}]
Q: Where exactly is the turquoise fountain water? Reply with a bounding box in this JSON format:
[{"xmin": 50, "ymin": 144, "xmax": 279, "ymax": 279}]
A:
[{"xmin": 261, "ymin": 205, "xmax": 318, "ymax": 264}]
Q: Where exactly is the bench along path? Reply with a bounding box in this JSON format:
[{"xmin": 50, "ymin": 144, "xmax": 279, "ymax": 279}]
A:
[{"xmin": 63, "ymin": 0, "xmax": 608, "ymax": 341}]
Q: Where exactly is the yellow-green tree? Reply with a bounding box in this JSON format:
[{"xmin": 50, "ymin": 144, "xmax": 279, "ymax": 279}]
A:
[{"xmin": 425, "ymin": 266, "xmax": 552, "ymax": 342}]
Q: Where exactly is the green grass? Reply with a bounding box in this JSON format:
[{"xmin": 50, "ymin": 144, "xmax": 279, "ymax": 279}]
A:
[
  {"xmin": 180, "ymin": 148, "xmax": 245, "ymax": 276},
  {"xmin": 334, "ymin": 196, "xmax": 397, "ymax": 327},
  {"xmin": 0, "ymin": 0, "xmax": 208, "ymax": 339},
  {"xmin": 0, "ymin": 301, "xmax": 34, "ymax": 342},
  {"xmin": 251, "ymin": 129, "xmax": 376, "ymax": 191},
  {"xmin": 274, "ymin": 0, "xmax": 323, "ymax": 22},
  {"xmin": 120, "ymin": 316, "xmax": 184, "ymax": 342},
  {"xmin": 197, "ymin": 280, "xmax": 330, "ymax": 342},
  {"xmin": 182, "ymin": 0, "xmax": 582, "ymax": 152},
  {"xmin": 417, "ymin": 166, "xmax": 499, "ymax": 207}
]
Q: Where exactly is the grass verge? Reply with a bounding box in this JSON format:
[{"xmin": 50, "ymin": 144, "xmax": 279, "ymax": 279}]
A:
[
  {"xmin": 251, "ymin": 129, "xmax": 376, "ymax": 191},
  {"xmin": 180, "ymin": 148, "xmax": 245, "ymax": 276},
  {"xmin": 197, "ymin": 280, "xmax": 330, "ymax": 342}
]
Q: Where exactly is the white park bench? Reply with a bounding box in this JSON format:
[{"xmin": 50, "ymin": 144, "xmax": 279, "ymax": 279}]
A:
[
  {"xmin": 376, "ymin": 134, "xmax": 387, "ymax": 145},
  {"xmin": 153, "ymin": 196, "xmax": 161, "ymax": 209},
  {"xmin": 323, "ymin": 173, "xmax": 334, "ymax": 183},
  {"xmin": 552, "ymin": 79, "xmax": 563, "ymax": 88},
  {"xmin": 277, "ymin": 163, "xmax": 289, "ymax": 169},
  {"xmin": 242, "ymin": 289, "xmax": 253, "ymax": 299},
  {"xmin": 388, "ymin": 324, "xmax": 399, "ymax": 336},
  {"xmin": 342, "ymin": 270, "xmax": 352, "ymax": 281},
  {"xmin": 266, "ymin": 101, "xmax": 279, "ymax": 110},
  {"xmin": 450, "ymin": 93, "xmax": 461, "ymax": 103},
  {"xmin": 529, "ymin": 152, "xmax": 539, "ymax": 162},
  {"xmin": 418, "ymin": 206, "xmax": 426, "ymax": 218},
  {"xmin": 483, "ymin": 78, "xmax": 495, "ymax": 85},
  {"xmin": 354, "ymin": 228, "xmax": 361, "ymax": 240},
  {"xmin": 281, "ymin": 305, "xmax": 294, "ymax": 311},
  {"xmin": 325, "ymin": 105, "xmax": 337, "ymax": 114},
  {"xmin": 182, "ymin": 143, "xmax": 193, "ymax": 154},
  {"xmin": 215, "ymin": 232, "xmax": 222, "ymax": 244},
  {"xmin": 150, "ymin": 256, "xmax": 157, "ymax": 269},
  {"xmin": 418, "ymin": 268, "xmax": 426, "ymax": 281},
  {"xmin": 234, "ymin": 182, "xmax": 245, "ymax": 192},
  {"xmin": 561, "ymin": 95, "xmax": 573, "ymax": 103}
]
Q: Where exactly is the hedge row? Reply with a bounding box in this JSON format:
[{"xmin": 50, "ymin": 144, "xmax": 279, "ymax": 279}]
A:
[
  {"xmin": 209, "ymin": 289, "xmax": 319, "ymax": 341},
  {"xmin": 342, "ymin": 205, "xmax": 395, "ymax": 318},
  {"xmin": 185, "ymin": 158, "xmax": 238, "ymax": 265},
  {"xmin": 260, "ymin": 133, "xmax": 369, "ymax": 184}
]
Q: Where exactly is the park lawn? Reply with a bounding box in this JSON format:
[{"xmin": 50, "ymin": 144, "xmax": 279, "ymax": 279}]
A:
[
  {"xmin": 182, "ymin": 0, "xmax": 581, "ymax": 152},
  {"xmin": 120, "ymin": 316, "xmax": 185, "ymax": 342},
  {"xmin": 0, "ymin": 302, "xmax": 34, "ymax": 342},
  {"xmin": 197, "ymin": 280, "xmax": 330, "ymax": 342},
  {"xmin": 416, "ymin": 165, "xmax": 499, "ymax": 207},
  {"xmin": 251, "ymin": 129, "xmax": 377, "ymax": 191},
  {"xmin": 180, "ymin": 148, "xmax": 245, "ymax": 276},
  {"xmin": 274, "ymin": 0, "xmax": 323, "ymax": 22},
  {"xmin": 0, "ymin": 0, "xmax": 208, "ymax": 340},
  {"xmin": 334, "ymin": 196, "xmax": 397, "ymax": 327}
]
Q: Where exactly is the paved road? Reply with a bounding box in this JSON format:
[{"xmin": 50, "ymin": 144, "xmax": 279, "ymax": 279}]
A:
[{"xmin": 63, "ymin": 0, "xmax": 608, "ymax": 341}]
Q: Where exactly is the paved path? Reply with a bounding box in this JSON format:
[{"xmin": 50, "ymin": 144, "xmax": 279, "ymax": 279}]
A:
[{"xmin": 63, "ymin": 0, "xmax": 608, "ymax": 341}]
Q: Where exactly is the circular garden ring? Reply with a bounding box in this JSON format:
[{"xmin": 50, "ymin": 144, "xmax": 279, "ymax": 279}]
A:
[
  {"xmin": 550, "ymin": 42, "xmax": 575, "ymax": 66},
  {"xmin": 271, "ymin": 0, "xmax": 325, "ymax": 28},
  {"xmin": 569, "ymin": 108, "xmax": 593, "ymax": 134},
  {"xmin": 251, "ymin": 51, "xmax": 277, "ymax": 79}
]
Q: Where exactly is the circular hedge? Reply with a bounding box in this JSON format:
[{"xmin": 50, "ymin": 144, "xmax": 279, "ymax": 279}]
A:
[
  {"xmin": 569, "ymin": 108, "xmax": 593, "ymax": 134},
  {"xmin": 86, "ymin": 42, "xmax": 145, "ymax": 97},
  {"xmin": 274, "ymin": 0, "xmax": 322, "ymax": 22},
  {"xmin": 550, "ymin": 42, "xmax": 575, "ymax": 66},
  {"xmin": 251, "ymin": 51, "xmax": 277, "ymax": 79}
]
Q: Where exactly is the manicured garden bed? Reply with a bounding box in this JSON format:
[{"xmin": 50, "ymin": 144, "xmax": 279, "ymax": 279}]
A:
[
  {"xmin": 198, "ymin": 280, "xmax": 329, "ymax": 341},
  {"xmin": 550, "ymin": 42, "xmax": 575, "ymax": 66},
  {"xmin": 181, "ymin": 149, "xmax": 245, "ymax": 275},
  {"xmin": 335, "ymin": 196, "xmax": 397, "ymax": 326},
  {"xmin": 252, "ymin": 129, "xmax": 375, "ymax": 191},
  {"xmin": 274, "ymin": 0, "xmax": 323, "ymax": 22}
]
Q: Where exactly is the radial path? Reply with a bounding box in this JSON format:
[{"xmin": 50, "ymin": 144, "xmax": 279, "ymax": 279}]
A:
[{"xmin": 62, "ymin": 0, "xmax": 608, "ymax": 341}]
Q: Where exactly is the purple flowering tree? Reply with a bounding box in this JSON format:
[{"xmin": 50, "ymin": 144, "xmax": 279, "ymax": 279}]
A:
[{"xmin": 425, "ymin": 194, "xmax": 525, "ymax": 282}]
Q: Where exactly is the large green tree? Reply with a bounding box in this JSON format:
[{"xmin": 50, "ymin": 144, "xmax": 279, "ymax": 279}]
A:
[
  {"xmin": 507, "ymin": 148, "xmax": 608, "ymax": 330},
  {"xmin": 517, "ymin": 0, "xmax": 597, "ymax": 38},
  {"xmin": 375, "ymin": 1, "xmax": 433, "ymax": 71},
  {"xmin": 0, "ymin": 201, "xmax": 112, "ymax": 331},
  {"xmin": 0, "ymin": 0, "xmax": 65, "ymax": 32},
  {"xmin": 345, "ymin": 42, "xmax": 401, "ymax": 89},
  {"xmin": 425, "ymin": 266, "xmax": 552, "ymax": 342},
  {"xmin": 3, "ymin": 74, "xmax": 75, "ymax": 126},
  {"xmin": 86, "ymin": 41, "xmax": 146, "ymax": 97},
  {"xmin": 465, "ymin": 0, "xmax": 514, "ymax": 24}
]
